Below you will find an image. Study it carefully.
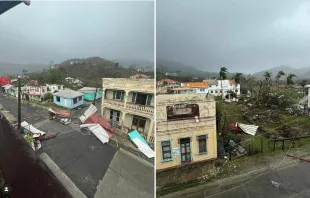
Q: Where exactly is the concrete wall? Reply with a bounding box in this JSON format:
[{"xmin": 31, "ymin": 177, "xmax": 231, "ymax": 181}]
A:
[
  {"xmin": 156, "ymin": 94, "xmax": 217, "ymax": 170},
  {"xmin": 53, "ymin": 96, "xmax": 84, "ymax": 109},
  {"xmin": 156, "ymin": 126, "xmax": 217, "ymax": 170}
]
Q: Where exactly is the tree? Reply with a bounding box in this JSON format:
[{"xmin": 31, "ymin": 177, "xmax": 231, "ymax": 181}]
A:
[
  {"xmin": 275, "ymin": 70, "xmax": 285, "ymax": 93},
  {"xmin": 287, "ymin": 74, "xmax": 296, "ymax": 85},
  {"xmin": 233, "ymin": 73, "xmax": 242, "ymax": 84},
  {"xmin": 219, "ymin": 67, "xmax": 228, "ymax": 97},
  {"xmin": 263, "ymin": 71, "xmax": 272, "ymax": 81},
  {"xmin": 299, "ymin": 79, "xmax": 307, "ymax": 97},
  {"xmin": 263, "ymin": 71, "xmax": 272, "ymax": 94},
  {"xmin": 219, "ymin": 67, "xmax": 228, "ymax": 80},
  {"xmin": 42, "ymin": 92, "xmax": 53, "ymax": 101}
]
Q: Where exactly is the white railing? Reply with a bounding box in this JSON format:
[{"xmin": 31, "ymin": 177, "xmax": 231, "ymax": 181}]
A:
[{"xmin": 125, "ymin": 103, "xmax": 154, "ymax": 114}]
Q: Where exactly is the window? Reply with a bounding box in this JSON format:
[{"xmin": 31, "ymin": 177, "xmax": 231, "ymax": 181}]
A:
[
  {"xmin": 200, "ymin": 88, "xmax": 205, "ymax": 92},
  {"xmin": 73, "ymin": 97, "xmax": 78, "ymax": 104},
  {"xmin": 132, "ymin": 116, "xmax": 147, "ymax": 132},
  {"xmin": 132, "ymin": 92, "xmax": 152, "ymax": 106},
  {"xmin": 56, "ymin": 96, "xmax": 60, "ymax": 102},
  {"xmin": 197, "ymin": 135, "xmax": 208, "ymax": 154},
  {"xmin": 110, "ymin": 110, "xmax": 120, "ymax": 122},
  {"xmin": 58, "ymin": 86, "xmax": 61, "ymax": 89},
  {"xmin": 161, "ymin": 141, "xmax": 172, "ymax": 161},
  {"xmin": 235, "ymin": 90, "xmax": 238, "ymax": 93},
  {"xmin": 215, "ymin": 91, "xmax": 218, "ymax": 93},
  {"xmin": 79, "ymin": 96, "xmax": 83, "ymax": 101},
  {"xmin": 113, "ymin": 90, "xmax": 124, "ymax": 100},
  {"xmin": 211, "ymin": 91, "xmax": 213, "ymax": 93},
  {"xmin": 47, "ymin": 87, "xmax": 51, "ymax": 91},
  {"xmin": 146, "ymin": 95, "xmax": 152, "ymax": 105}
]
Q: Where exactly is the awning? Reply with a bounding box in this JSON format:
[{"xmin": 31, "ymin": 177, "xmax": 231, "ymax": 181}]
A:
[
  {"xmin": 48, "ymin": 108, "xmax": 70, "ymax": 118},
  {"xmin": 128, "ymin": 130, "xmax": 154, "ymax": 158},
  {"xmin": 21, "ymin": 121, "xmax": 46, "ymax": 138}
]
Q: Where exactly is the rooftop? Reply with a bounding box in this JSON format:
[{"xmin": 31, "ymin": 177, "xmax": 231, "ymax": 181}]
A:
[
  {"xmin": 183, "ymin": 82, "xmax": 209, "ymax": 88},
  {"xmin": 78, "ymin": 87, "xmax": 97, "ymax": 93},
  {"xmin": 52, "ymin": 89, "xmax": 83, "ymax": 98}
]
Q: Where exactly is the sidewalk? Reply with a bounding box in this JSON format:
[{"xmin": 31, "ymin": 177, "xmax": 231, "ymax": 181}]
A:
[{"xmin": 109, "ymin": 129, "xmax": 154, "ymax": 165}]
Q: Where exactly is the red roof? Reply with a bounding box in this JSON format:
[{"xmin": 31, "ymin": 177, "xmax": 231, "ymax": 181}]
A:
[
  {"xmin": 83, "ymin": 111, "xmax": 115, "ymax": 134},
  {"xmin": 49, "ymin": 108, "xmax": 71, "ymax": 118},
  {"xmin": 130, "ymin": 74, "xmax": 149, "ymax": 79},
  {"xmin": 27, "ymin": 80, "xmax": 40, "ymax": 86},
  {"xmin": 0, "ymin": 76, "xmax": 12, "ymax": 86}
]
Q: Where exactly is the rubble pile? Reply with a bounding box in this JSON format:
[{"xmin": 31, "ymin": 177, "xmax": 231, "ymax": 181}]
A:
[{"xmin": 244, "ymin": 110, "xmax": 281, "ymax": 124}]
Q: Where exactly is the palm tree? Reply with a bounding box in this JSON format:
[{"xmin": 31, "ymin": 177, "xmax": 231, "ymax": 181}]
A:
[
  {"xmin": 299, "ymin": 79, "xmax": 307, "ymax": 97},
  {"xmin": 219, "ymin": 67, "xmax": 228, "ymax": 97},
  {"xmin": 275, "ymin": 70, "xmax": 285, "ymax": 93},
  {"xmin": 287, "ymin": 74, "xmax": 297, "ymax": 85},
  {"xmin": 263, "ymin": 72, "xmax": 272, "ymax": 95},
  {"xmin": 263, "ymin": 71, "xmax": 272, "ymax": 81},
  {"xmin": 219, "ymin": 67, "xmax": 228, "ymax": 80},
  {"xmin": 233, "ymin": 73, "xmax": 242, "ymax": 84}
]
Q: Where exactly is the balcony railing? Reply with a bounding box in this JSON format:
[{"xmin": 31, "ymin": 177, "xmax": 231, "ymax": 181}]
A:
[{"xmin": 125, "ymin": 102, "xmax": 154, "ymax": 114}]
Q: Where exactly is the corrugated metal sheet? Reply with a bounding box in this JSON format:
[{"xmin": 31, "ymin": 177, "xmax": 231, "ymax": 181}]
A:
[
  {"xmin": 128, "ymin": 130, "xmax": 154, "ymax": 158},
  {"xmin": 237, "ymin": 123, "xmax": 259, "ymax": 136},
  {"xmin": 21, "ymin": 121, "xmax": 46, "ymax": 138}
]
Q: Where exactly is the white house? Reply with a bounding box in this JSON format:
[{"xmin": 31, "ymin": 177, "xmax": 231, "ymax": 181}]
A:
[
  {"xmin": 174, "ymin": 80, "xmax": 241, "ymax": 98},
  {"xmin": 24, "ymin": 80, "xmax": 64, "ymax": 101}
]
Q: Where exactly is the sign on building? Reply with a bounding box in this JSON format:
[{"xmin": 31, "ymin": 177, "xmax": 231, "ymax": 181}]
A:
[{"xmin": 172, "ymin": 148, "xmax": 180, "ymax": 156}]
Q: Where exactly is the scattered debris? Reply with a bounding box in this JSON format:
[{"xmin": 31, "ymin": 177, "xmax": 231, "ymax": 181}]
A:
[
  {"xmin": 128, "ymin": 130, "xmax": 155, "ymax": 158},
  {"xmin": 21, "ymin": 121, "xmax": 46, "ymax": 138}
]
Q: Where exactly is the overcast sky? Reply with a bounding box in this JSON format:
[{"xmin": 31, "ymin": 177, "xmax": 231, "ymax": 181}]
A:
[
  {"xmin": 0, "ymin": 1, "xmax": 154, "ymax": 64},
  {"xmin": 157, "ymin": 0, "xmax": 310, "ymax": 73}
]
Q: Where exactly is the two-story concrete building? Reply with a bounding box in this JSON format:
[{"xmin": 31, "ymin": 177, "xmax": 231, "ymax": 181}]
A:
[
  {"xmin": 24, "ymin": 80, "xmax": 64, "ymax": 101},
  {"xmin": 156, "ymin": 94, "xmax": 217, "ymax": 171},
  {"xmin": 101, "ymin": 78, "xmax": 155, "ymax": 146}
]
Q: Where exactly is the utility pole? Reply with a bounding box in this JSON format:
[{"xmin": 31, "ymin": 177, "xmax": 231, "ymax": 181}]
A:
[
  {"xmin": 93, "ymin": 88, "xmax": 98, "ymax": 105},
  {"xmin": 18, "ymin": 75, "xmax": 21, "ymax": 131}
]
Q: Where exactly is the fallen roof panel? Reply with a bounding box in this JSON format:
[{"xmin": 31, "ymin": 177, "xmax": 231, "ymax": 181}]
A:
[
  {"xmin": 21, "ymin": 121, "xmax": 46, "ymax": 138},
  {"xmin": 128, "ymin": 130, "xmax": 154, "ymax": 158},
  {"xmin": 237, "ymin": 123, "xmax": 259, "ymax": 136}
]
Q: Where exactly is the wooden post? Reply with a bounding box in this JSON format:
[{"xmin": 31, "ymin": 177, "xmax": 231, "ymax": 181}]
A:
[{"xmin": 273, "ymin": 140, "xmax": 276, "ymax": 152}]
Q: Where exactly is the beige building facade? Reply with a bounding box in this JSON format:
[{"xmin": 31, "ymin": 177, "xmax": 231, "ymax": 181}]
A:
[
  {"xmin": 101, "ymin": 78, "xmax": 155, "ymax": 146},
  {"xmin": 156, "ymin": 94, "xmax": 217, "ymax": 171}
]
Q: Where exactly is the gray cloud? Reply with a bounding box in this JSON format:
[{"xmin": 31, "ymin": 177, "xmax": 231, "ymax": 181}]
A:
[
  {"xmin": 0, "ymin": 1, "xmax": 154, "ymax": 64},
  {"xmin": 157, "ymin": 0, "xmax": 310, "ymax": 73}
]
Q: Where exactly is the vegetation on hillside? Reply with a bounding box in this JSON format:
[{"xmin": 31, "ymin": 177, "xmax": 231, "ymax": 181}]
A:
[{"xmin": 28, "ymin": 57, "xmax": 154, "ymax": 87}]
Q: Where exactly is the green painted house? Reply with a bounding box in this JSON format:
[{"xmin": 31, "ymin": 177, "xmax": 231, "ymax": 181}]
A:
[{"xmin": 78, "ymin": 87, "xmax": 103, "ymax": 101}]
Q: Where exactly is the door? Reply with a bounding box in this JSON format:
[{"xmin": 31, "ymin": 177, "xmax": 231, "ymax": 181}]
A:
[{"xmin": 180, "ymin": 138, "xmax": 191, "ymax": 163}]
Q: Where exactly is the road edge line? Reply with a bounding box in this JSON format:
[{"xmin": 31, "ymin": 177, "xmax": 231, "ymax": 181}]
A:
[{"xmin": 40, "ymin": 153, "xmax": 88, "ymax": 198}]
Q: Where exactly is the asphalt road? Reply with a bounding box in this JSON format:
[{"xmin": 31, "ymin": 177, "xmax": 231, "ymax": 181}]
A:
[
  {"xmin": 165, "ymin": 161, "xmax": 310, "ymax": 198},
  {"xmin": 0, "ymin": 94, "xmax": 154, "ymax": 198}
]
